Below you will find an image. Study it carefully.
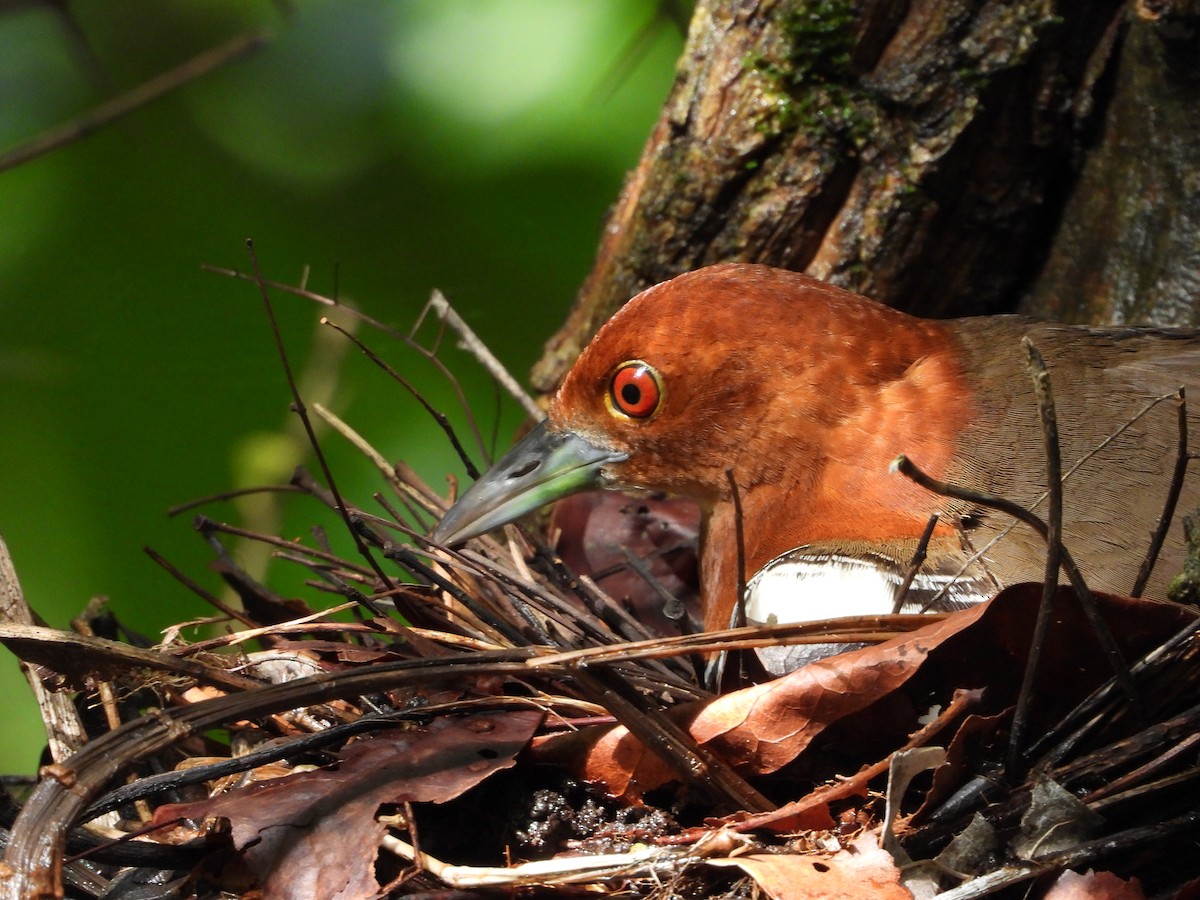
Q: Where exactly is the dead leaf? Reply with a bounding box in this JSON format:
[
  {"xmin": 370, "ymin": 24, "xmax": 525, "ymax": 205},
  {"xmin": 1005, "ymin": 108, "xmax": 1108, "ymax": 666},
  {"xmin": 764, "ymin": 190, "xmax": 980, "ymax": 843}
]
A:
[
  {"xmin": 1014, "ymin": 776, "xmax": 1105, "ymax": 860},
  {"xmin": 535, "ymin": 587, "xmax": 1197, "ymax": 803},
  {"xmin": 1041, "ymin": 869, "xmax": 1146, "ymax": 899},
  {"xmin": 709, "ymin": 829, "xmax": 912, "ymax": 899},
  {"xmin": 153, "ymin": 710, "xmax": 542, "ymax": 900},
  {"xmin": 535, "ymin": 604, "xmax": 986, "ymax": 799},
  {"xmin": 550, "ymin": 492, "xmax": 700, "ymax": 633},
  {"xmin": 882, "ymin": 747, "xmax": 947, "ymax": 864}
]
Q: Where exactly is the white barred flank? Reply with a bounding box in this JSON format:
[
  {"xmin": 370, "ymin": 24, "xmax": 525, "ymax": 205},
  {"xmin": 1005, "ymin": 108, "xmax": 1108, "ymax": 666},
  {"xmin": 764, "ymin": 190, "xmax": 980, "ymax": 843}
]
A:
[{"xmin": 742, "ymin": 547, "xmax": 993, "ymax": 675}]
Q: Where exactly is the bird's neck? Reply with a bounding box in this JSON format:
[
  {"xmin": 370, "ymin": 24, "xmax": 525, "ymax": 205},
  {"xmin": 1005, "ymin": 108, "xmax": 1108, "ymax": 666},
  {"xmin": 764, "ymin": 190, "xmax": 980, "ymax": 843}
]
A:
[{"xmin": 698, "ymin": 342, "xmax": 977, "ymax": 632}]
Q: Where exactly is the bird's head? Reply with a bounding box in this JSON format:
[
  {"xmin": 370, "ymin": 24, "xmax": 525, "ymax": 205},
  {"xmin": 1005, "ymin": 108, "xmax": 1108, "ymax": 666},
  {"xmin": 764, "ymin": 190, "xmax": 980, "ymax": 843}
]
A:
[{"xmin": 434, "ymin": 263, "xmax": 967, "ymax": 550}]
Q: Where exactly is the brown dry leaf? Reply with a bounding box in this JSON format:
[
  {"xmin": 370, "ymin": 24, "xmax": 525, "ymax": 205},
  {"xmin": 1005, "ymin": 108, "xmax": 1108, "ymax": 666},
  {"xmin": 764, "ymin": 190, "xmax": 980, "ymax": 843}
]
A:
[
  {"xmin": 544, "ymin": 588, "xmax": 1200, "ymax": 806},
  {"xmin": 709, "ymin": 829, "xmax": 912, "ymax": 899},
  {"xmin": 909, "ymin": 586, "xmax": 1198, "ymax": 736},
  {"xmin": 550, "ymin": 492, "xmax": 700, "ymax": 632},
  {"xmin": 912, "ymin": 710, "xmax": 1009, "ymax": 824},
  {"xmin": 538, "ymin": 587, "xmax": 1198, "ymax": 802},
  {"xmin": 153, "ymin": 710, "xmax": 542, "ymax": 900},
  {"xmin": 1041, "ymin": 869, "xmax": 1146, "ymax": 899},
  {"xmin": 181, "ymin": 685, "xmax": 227, "ymax": 703},
  {"xmin": 536, "ymin": 605, "xmax": 987, "ymax": 799}
]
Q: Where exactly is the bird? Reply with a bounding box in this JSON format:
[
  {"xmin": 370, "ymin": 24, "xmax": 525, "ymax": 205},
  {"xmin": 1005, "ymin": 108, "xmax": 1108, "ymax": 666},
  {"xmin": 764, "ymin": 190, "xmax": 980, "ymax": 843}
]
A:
[{"xmin": 433, "ymin": 263, "xmax": 1200, "ymax": 638}]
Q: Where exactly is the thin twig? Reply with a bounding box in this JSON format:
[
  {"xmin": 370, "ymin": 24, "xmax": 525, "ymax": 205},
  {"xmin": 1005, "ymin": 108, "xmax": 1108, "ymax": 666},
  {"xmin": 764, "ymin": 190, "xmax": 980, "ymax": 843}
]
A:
[
  {"xmin": 1031, "ymin": 809, "xmax": 1200, "ymax": 873},
  {"xmin": 890, "ymin": 457, "xmax": 1071, "ymax": 584},
  {"xmin": 1132, "ymin": 387, "xmax": 1189, "ymax": 597},
  {"xmin": 194, "ymin": 514, "xmax": 372, "ymax": 577},
  {"xmin": 726, "ymin": 687, "xmax": 984, "ymax": 833},
  {"xmin": 918, "ymin": 391, "xmax": 1181, "ymax": 600},
  {"xmin": 450, "ymin": 547, "xmax": 624, "ymax": 648},
  {"xmin": 708, "ymin": 470, "xmax": 751, "ymax": 691},
  {"xmin": 46, "ymin": 5, "xmax": 111, "ymax": 94},
  {"xmin": 374, "ymin": 489, "xmax": 435, "ymax": 536},
  {"xmin": 383, "ymin": 833, "xmax": 701, "ymax": 889},
  {"xmin": 573, "ymin": 666, "xmax": 775, "ymax": 814},
  {"xmin": 202, "ymin": 264, "xmax": 403, "ymax": 336},
  {"xmin": 202, "ymin": 265, "xmax": 492, "ymax": 464},
  {"xmin": 165, "ymin": 484, "xmax": 303, "ymax": 518},
  {"xmin": 381, "ymin": 543, "xmax": 529, "ymax": 647},
  {"xmin": 243, "ymin": 239, "xmax": 393, "ymax": 613},
  {"xmin": 1085, "ymin": 732, "xmax": 1200, "ymax": 806},
  {"xmin": 143, "ymin": 545, "xmax": 257, "ymax": 626},
  {"xmin": 424, "ymin": 289, "xmax": 542, "ymax": 421},
  {"xmin": 587, "ymin": 1, "xmax": 684, "ymax": 103},
  {"xmin": 311, "ymin": 401, "xmax": 443, "ymax": 519},
  {"xmin": 893, "ymin": 514, "xmax": 939, "ymax": 614},
  {"xmin": 725, "ymin": 469, "xmax": 748, "ymax": 629},
  {"xmin": 525, "ymin": 538, "xmax": 665, "ymax": 647},
  {"xmin": 528, "ymin": 614, "xmax": 947, "ymax": 668},
  {"xmin": 1026, "ymin": 618, "xmax": 1200, "ymax": 768},
  {"xmin": 0, "ymin": 32, "xmax": 269, "ymax": 174},
  {"xmin": 1056, "ymin": 392, "xmax": 1179, "ymax": 490},
  {"xmin": 319, "ymin": 317, "xmax": 480, "ymax": 479},
  {"xmin": 1009, "ymin": 338, "xmax": 1066, "ymax": 772},
  {"xmin": 621, "ymin": 548, "xmax": 693, "ymax": 631},
  {"xmin": 891, "ymin": 455, "xmax": 1137, "ymax": 706}
]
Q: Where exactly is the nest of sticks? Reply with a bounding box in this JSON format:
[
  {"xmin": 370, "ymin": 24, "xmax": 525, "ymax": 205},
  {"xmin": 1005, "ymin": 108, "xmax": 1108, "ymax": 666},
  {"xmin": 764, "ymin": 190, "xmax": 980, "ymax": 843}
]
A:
[{"xmin": 3, "ymin": 275, "xmax": 1200, "ymax": 900}]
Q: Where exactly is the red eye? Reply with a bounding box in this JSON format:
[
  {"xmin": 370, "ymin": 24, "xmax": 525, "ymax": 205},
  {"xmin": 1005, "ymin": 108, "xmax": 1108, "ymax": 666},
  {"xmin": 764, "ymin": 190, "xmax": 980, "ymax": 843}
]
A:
[{"xmin": 609, "ymin": 361, "xmax": 662, "ymax": 419}]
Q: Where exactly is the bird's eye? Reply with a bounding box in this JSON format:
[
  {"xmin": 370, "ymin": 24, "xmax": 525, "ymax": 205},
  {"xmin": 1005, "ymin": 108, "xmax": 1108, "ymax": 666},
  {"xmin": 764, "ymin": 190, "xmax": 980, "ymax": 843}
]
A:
[{"xmin": 608, "ymin": 361, "xmax": 663, "ymax": 420}]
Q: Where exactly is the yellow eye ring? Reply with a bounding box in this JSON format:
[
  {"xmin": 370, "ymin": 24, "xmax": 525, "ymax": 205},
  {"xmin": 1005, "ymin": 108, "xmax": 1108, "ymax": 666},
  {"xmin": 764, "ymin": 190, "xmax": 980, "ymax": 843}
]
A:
[{"xmin": 608, "ymin": 361, "xmax": 663, "ymax": 420}]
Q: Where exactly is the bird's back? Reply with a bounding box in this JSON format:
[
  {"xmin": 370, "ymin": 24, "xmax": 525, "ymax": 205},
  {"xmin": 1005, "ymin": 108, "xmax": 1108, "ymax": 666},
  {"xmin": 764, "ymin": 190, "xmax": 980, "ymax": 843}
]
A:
[{"xmin": 947, "ymin": 316, "xmax": 1200, "ymax": 599}]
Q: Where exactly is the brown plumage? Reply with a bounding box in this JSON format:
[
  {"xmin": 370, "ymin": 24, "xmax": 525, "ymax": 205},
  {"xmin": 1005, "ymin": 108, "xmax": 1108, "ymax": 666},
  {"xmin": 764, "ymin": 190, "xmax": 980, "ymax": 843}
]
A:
[{"xmin": 435, "ymin": 264, "xmax": 1200, "ymax": 632}]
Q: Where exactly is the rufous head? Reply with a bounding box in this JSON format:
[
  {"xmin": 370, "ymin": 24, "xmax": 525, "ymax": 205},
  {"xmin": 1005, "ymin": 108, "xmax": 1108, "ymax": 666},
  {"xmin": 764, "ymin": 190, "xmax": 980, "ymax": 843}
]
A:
[{"xmin": 433, "ymin": 263, "xmax": 963, "ymax": 547}]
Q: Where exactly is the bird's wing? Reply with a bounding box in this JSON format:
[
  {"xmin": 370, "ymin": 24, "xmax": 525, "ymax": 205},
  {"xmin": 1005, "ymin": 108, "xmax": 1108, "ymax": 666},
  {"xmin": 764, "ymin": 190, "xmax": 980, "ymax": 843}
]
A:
[{"xmin": 950, "ymin": 319, "xmax": 1200, "ymax": 598}]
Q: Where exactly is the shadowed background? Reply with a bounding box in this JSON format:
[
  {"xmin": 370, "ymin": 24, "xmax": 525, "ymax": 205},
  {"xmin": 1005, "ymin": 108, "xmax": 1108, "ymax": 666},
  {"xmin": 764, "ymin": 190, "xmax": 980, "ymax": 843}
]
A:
[{"xmin": 0, "ymin": 0, "xmax": 684, "ymax": 773}]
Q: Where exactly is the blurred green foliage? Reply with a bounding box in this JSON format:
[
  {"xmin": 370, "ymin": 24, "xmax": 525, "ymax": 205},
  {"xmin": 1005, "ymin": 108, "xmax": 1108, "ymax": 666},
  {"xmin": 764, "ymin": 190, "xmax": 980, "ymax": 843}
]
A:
[{"xmin": 0, "ymin": 0, "xmax": 683, "ymax": 773}]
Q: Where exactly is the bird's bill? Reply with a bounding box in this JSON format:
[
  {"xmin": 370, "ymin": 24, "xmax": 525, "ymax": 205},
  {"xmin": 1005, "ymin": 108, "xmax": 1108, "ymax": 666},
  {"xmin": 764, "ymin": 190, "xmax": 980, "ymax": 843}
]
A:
[{"xmin": 431, "ymin": 419, "xmax": 628, "ymax": 545}]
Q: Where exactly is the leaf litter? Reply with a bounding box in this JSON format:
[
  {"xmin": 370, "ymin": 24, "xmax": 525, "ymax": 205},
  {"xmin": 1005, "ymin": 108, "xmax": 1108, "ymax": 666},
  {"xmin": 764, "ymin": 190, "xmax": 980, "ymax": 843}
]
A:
[{"xmin": 2, "ymin": 276, "xmax": 1200, "ymax": 899}]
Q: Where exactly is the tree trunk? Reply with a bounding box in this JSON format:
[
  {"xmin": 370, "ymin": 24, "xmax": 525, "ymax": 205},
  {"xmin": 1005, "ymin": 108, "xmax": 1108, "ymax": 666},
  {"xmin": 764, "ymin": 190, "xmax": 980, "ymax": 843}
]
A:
[{"xmin": 532, "ymin": 0, "xmax": 1200, "ymax": 395}]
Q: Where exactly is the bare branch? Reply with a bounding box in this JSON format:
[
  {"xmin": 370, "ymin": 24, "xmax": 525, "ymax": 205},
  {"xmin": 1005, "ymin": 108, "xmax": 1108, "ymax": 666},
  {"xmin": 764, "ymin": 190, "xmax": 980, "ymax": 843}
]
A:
[{"xmin": 0, "ymin": 31, "xmax": 269, "ymax": 174}]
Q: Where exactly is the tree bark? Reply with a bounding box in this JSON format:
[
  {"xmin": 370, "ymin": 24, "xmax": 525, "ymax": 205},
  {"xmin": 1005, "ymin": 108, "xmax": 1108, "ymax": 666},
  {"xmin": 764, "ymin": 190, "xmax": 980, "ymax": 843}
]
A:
[
  {"xmin": 1026, "ymin": 0, "xmax": 1200, "ymax": 324},
  {"xmin": 533, "ymin": 0, "xmax": 1200, "ymax": 395}
]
